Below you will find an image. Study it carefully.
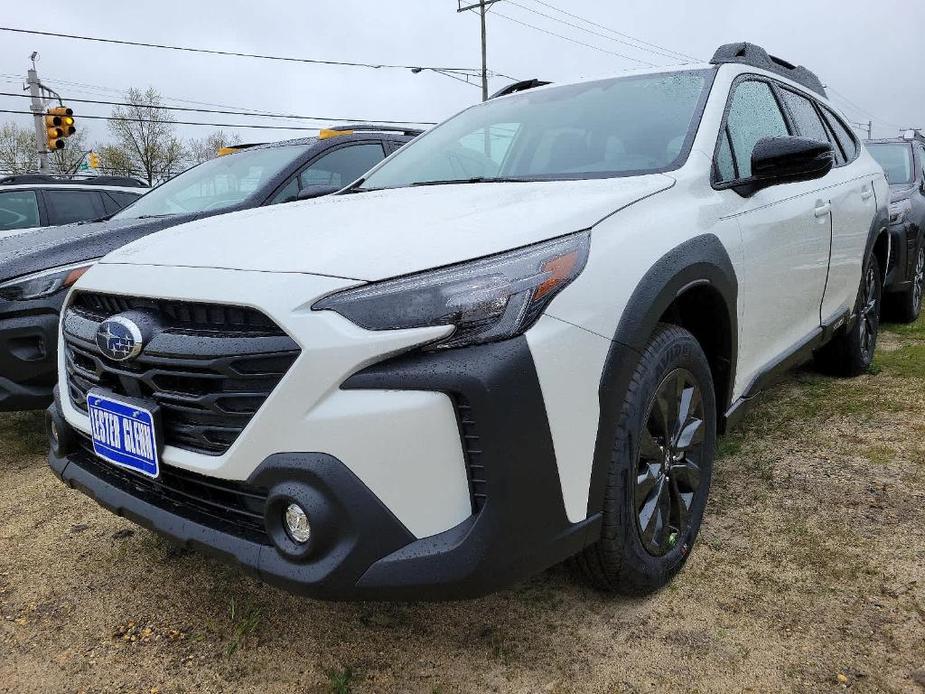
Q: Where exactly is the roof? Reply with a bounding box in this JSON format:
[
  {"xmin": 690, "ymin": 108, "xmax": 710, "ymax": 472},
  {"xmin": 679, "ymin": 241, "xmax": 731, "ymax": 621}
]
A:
[
  {"xmin": 0, "ymin": 174, "xmax": 147, "ymax": 188},
  {"xmin": 228, "ymin": 125, "xmax": 425, "ymax": 155},
  {"xmin": 0, "ymin": 183, "xmax": 146, "ymax": 194}
]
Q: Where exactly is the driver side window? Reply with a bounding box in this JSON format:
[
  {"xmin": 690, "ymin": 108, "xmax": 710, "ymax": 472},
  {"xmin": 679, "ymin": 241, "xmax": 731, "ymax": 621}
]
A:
[{"xmin": 717, "ymin": 80, "xmax": 790, "ymax": 183}]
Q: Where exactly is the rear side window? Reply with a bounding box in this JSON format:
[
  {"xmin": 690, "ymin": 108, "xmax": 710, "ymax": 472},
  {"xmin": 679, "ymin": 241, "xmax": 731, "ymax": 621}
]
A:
[
  {"xmin": 779, "ymin": 89, "xmax": 830, "ymax": 146},
  {"xmin": 719, "ymin": 80, "xmax": 790, "ymax": 181},
  {"xmin": 44, "ymin": 190, "xmax": 104, "ymax": 225},
  {"xmin": 0, "ymin": 191, "xmax": 40, "ymax": 231},
  {"xmin": 299, "ymin": 143, "xmax": 386, "ymax": 188},
  {"xmin": 107, "ymin": 191, "xmax": 142, "ymax": 209},
  {"xmin": 820, "ymin": 107, "xmax": 858, "ymax": 162}
]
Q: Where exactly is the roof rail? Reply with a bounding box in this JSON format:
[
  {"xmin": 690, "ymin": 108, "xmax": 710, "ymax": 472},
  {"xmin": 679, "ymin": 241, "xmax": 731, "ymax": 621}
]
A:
[
  {"xmin": 711, "ymin": 42, "xmax": 826, "ymax": 98},
  {"xmin": 490, "ymin": 79, "xmax": 551, "ymax": 99},
  {"xmin": 0, "ymin": 173, "xmax": 147, "ymax": 187},
  {"xmin": 322, "ymin": 124, "xmax": 425, "ymax": 137}
]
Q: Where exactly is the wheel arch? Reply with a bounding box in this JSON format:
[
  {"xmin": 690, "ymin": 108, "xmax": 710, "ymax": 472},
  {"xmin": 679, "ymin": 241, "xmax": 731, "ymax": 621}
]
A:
[{"xmin": 586, "ymin": 234, "xmax": 738, "ymax": 517}]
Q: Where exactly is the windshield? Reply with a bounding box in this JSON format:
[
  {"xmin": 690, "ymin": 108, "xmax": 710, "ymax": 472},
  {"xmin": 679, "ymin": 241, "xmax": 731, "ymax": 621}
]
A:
[
  {"xmin": 868, "ymin": 143, "xmax": 914, "ymax": 185},
  {"xmin": 361, "ymin": 70, "xmax": 712, "ymax": 190},
  {"xmin": 113, "ymin": 144, "xmax": 311, "ymax": 219}
]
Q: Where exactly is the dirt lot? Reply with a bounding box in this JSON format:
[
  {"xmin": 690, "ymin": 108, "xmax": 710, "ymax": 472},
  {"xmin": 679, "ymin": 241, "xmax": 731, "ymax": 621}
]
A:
[{"xmin": 1, "ymin": 317, "xmax": 923, "ymax": 694}]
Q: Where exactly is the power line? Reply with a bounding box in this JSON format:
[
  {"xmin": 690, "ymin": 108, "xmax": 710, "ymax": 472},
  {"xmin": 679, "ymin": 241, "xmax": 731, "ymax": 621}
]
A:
[
  {"xmin": 0, "ymin": 108, "xmax": 350, "ymax": 132},
  {"xmin": 523, "ymin": 0, "xmax": 700, "ymax": 62},
  {"xmin": 0, "ymin": 91, "xmax": 436, "ymax": 126},
  {"xmin": 490, "ymin": 10, "xmax": 655, "ymax": 66},
  {"xmin": 0, "ymin": 26, "xmax": 486, "ymax": 76},
  {"xmin": 827, "ymin": 86, "xmax": 902, "ymax": 130},
  {"xmin": 501, "ymin": 0, "xmax": 691, "ymax": 64}
]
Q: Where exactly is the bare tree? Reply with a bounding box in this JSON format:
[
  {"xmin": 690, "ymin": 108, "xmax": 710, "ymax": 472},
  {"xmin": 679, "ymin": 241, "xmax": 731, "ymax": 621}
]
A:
[
  {"xmin": 106, "ymin": 87, "xmax": 186, "ymax": 185},
  {"xmin": 96, "ymin": 143, "xmax": 138, "ymax": 178},
  {"xmin": 187, "ymin": 130, "xmax": 242, "ymax": 165},
  {"xmin": 49, "ymin": 130, "xmax": 90, "ymax": 175},
  {"xmin": 0, "ymin": 121, "xmax": 37, "ymax": 174}
]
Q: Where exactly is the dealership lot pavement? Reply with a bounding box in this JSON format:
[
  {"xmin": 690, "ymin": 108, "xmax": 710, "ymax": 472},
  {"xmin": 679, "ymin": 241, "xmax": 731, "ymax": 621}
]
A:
[{"xmin": 1, "ymin": 317, "xmax": 923, "ymax": 694}]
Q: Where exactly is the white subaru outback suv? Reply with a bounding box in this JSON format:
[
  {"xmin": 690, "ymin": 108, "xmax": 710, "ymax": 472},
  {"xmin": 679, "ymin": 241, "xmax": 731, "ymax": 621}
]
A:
[{"xmin": 47, "ymin": 43, "xmax": 889, "ymax": 600}]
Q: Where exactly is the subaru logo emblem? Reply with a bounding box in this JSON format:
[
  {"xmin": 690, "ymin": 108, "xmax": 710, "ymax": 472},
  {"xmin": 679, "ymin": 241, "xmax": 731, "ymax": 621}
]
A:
[{"xmin": 96, "ymin": 316, "xmax": 144, "ymax": 362}]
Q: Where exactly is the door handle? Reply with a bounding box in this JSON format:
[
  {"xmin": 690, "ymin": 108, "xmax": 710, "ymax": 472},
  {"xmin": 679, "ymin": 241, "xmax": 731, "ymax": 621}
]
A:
[{"xmin": 814, "ymin": 202, "xmax": 832, "ymax": 218}]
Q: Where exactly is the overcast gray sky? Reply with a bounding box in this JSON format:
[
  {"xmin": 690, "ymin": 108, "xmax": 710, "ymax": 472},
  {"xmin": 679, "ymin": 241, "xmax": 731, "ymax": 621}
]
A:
[{"xmin": 1, "ymin": 0, "xmax": 922, "ymax": 147}]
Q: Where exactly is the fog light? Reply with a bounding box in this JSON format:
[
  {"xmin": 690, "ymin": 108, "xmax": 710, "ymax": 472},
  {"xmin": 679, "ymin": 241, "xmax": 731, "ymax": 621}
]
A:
[{"xmin": 284, "ymin": 503, "xmax": 311, "ymax": 544}]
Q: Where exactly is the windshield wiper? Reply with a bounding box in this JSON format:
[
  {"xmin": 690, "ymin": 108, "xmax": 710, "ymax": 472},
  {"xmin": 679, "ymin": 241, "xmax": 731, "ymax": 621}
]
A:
[
  {"xmin": 409, "ymin": 176, "xmax": 532, "ymax": 187},
  {"xmin": 134, "ymin": 213, "xmax": 175, "ymax": 219},
  {"xmin": 77, "ymin": 214, "xmax": 113, "ymax": 225}
]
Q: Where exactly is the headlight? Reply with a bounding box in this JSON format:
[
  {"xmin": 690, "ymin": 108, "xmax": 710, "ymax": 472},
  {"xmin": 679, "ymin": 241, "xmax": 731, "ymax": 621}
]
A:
[
  {"xmin": 889, "ymin": 199, "xmax": 912, "ymax": 225},
  {"xmin": 0, "ymin": 261, "xmax": 96, "ymax": 301},
  {"xmin": 313, "ymin": 231, "xmax": 590, "ymax": 350}
]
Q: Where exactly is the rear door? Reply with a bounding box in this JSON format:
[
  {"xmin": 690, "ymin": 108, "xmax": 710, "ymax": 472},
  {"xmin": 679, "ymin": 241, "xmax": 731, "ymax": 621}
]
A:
[
  {"xmin": 42, "ymin": 188, "xmax": 106, "ymax": 225},
  {"xmin": 715, "ymin": 77, "xmax": 832, "ymax": 375},
  {"xmin": 812, "ymin": 103, "xmax": 877, "ymax": 321}
]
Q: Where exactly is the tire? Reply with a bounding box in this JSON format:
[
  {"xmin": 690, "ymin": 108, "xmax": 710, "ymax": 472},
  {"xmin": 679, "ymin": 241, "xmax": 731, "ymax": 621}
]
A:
[
  {"xmin": 887, "ymin": 243, "xmax": 924, "ymax": 324},
  {"xmin": 575, "ymin": 324, "xmax": 716, "ymax": 596},
  {"xmin": 814, "ymin": 258, "xmax": 883, "ymax": 377}
]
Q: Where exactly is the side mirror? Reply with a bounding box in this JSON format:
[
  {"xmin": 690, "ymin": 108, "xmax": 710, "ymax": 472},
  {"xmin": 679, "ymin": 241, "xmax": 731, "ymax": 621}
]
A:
[
  {"xmin": 745, "ymin": 136, "xmax": 834, "ymax": 193},
  {"xmin": 296, "ymin": 185, "xmax": 340, "ymax": 201}
]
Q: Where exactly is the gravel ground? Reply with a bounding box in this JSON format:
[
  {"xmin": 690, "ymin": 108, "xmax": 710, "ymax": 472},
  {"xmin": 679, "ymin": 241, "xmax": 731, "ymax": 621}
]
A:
[{"xmin": 0, "ymin": 317, "xmax": 923, "ymax": 693}]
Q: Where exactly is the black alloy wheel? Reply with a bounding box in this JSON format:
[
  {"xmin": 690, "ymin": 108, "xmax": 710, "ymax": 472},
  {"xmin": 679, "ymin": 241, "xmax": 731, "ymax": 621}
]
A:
[
  {"xmin": 858, "ymin": 263, "xmax": 880, "ymax": 363},
  {"xmin": 634, "ymin": 368, "xmax": 705, "ymax": 557}
]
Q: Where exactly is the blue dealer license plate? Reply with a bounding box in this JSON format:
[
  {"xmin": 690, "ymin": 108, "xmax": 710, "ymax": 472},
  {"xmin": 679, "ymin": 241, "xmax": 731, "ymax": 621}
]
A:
[{"xmin": 87, "ymin": 392, "xmax": 160, "ymax": 478}]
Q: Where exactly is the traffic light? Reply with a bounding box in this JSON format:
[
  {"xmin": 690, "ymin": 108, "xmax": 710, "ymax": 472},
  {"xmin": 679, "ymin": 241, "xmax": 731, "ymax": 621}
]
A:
[
  {"xmin": 87, "ymin": 151, "xmax": 100, "ymax": 169},
  {"xmin": 44, "ymin": 106, "xmax": 75, "ymax": 151}
]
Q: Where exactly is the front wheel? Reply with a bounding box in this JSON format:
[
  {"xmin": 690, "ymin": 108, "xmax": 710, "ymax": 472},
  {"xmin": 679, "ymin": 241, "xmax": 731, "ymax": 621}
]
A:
[
  {"xmin": 575, "ymin": 324, "xmax": 716, "ymax": 596},
  {"xmin": 815, "ymin": 259, "xmax": 883, "ymax": 376}
]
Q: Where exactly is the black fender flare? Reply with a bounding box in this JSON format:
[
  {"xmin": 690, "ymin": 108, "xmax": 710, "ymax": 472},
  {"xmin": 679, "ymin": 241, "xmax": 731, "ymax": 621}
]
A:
[
  {"xmin": 586, "ymin": 233, "xmax": 738, "ymax": 517},
  {"xmin": 863, "ymin": 199, "xmax": 891, "ymax": 279}
]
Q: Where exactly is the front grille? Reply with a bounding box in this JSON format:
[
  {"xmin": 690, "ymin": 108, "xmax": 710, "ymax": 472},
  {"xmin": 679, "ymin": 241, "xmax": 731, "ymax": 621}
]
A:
[
  {"xmin": 71, "ymin": 292, "xmax": 287, "ymax": 337},
  {"xmin": 72, "ymin": 435, "xmax": 270, "ymax": 544},
  {"xmin": 454, "ymin": 396, "xmax": 487, "ymax": 513},
  {"xmin": 64, "ymin": 292, "xmax": 300, "ymax": 456}
]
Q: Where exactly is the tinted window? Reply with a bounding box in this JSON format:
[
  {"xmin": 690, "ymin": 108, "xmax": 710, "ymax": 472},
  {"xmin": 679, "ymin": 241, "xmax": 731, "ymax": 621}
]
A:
[
  {"xmin": 779, "ymin": 89, "xmax": 830, "ymax": 146},
  {"xmin": 112, "ymin": 144, "xmax": 311, "ymax": 219},
  {"xmin": 299, "ymin": 143, "xmax": 386, "ymax": 188},
  {"xmin": 918, "ymin": 145, "xmax": 925, "ymax": 180},
  {"xmin": 821, "ymin": 107, "xmax": 858, "ymax": 161},
  {"xmin": 721, "ymin": 80, "xmax": 790, "ymax": 181},
  {"xmin": 269, "ymin": 177, "xmax": 299, "ymax": 205},
  {"xmin": 868, "ymin": 143, "xmax": 914, "ymax": 184},
  {"xmin": 715, "ymin": 129, "xmax": 736, "ymax": 181},
  {"xmin": 362, "ymin": 70, "xmax": 712, "ymax": 189},
  {"xmin": 44, "ymin": 190, "xmax": 103, "ymax": 225},
  {"xmin": 107, "ymin": 191, "xmax": 142, "ymax": 208},
  {"xmin": 0, "ymin": 190, "xmax": 40, "ymax": 231}
]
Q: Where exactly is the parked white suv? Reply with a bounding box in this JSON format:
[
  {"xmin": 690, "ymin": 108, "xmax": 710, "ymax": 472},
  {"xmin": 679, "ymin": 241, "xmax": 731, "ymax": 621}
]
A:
[{"xmin": 47, "ymin": 43, "xmax": 889, "ymax": 600}]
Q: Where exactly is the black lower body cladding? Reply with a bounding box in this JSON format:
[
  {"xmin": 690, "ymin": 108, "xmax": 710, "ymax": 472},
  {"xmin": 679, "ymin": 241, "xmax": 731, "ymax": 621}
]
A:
[
  {"xmin": 47, "ymin": 336, "xmax": 600, "ymax": 600},
  {"xmin": 0, "ymin": 295, "xmax": 63, "ymax": 411}
]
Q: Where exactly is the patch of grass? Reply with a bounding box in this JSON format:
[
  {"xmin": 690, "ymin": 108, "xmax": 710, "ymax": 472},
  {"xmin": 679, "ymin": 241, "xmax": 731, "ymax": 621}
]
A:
[
  {"xmin": 872, "ymin": 343, "xmax": 925, "ymax": 380},
  {"xmin": 881, "ymin": 315, "xmax": 925, "ymax": 340},
  {"xmin": 224, "ymin": 597, "xmax": 262, "ymax": 657},
  {"xmin": 0, "ymin": 411, "xmax": 46, "ymax": 460},
  {"xmin": 863, "ymin": 444, "xmax": 898, "ymax": 466},
  {"xmin": 327, "ymin": 666, "xmax": 356, "ymax": 694}
]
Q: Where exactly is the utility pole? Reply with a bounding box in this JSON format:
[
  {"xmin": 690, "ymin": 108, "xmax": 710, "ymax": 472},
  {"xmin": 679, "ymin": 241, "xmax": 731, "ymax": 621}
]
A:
[
  {"xmin": 26, "ymin": 52, "xmax": 48, "ymax": 172},
  {"xmin": 866, "ymin": 120, "xmax": 872, "ymax": 140},
  {"xmin": 457, "ymin": 0, "xmax": 501, "ymax": 102}
]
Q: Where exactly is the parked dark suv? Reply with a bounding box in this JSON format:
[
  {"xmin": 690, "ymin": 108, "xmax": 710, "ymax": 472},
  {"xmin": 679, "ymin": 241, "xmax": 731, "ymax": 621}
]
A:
[
  {"xmin": 0, "ymin": 125, "xmax": 421, "ymax": 411},
  {"xmin": 0, "ymin": 175, "xmax": 146, "ymax": 234},
  {"xmin": 867, "ymin": 137, "xmax": 925, "ymax": 322}
]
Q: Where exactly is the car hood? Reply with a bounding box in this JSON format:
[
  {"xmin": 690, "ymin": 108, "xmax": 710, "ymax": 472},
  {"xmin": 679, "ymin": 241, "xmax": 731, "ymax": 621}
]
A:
[
  {"xmin": 0, "ymin": 212, "xmax": 219, "ymax": 283},
  {"xmin": 105, "ymin": 177, "xmax": 675, "ymax": 281}
]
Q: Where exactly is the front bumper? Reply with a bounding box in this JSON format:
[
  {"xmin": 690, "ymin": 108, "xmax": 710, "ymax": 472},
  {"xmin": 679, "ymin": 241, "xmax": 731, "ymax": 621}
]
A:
[
  {"xmin": 48, "ymin": 336, "xmax": 601, "ymax": 600},
  {"xmin": 0, "ymin": 294, "xmax": 64, "ymax": 411}
]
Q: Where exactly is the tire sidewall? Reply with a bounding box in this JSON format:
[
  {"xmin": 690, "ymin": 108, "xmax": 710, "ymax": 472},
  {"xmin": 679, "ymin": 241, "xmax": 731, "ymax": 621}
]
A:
[{"xmin": 611, "ymin": 329, "xmax": 717, "ymax": 584}]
